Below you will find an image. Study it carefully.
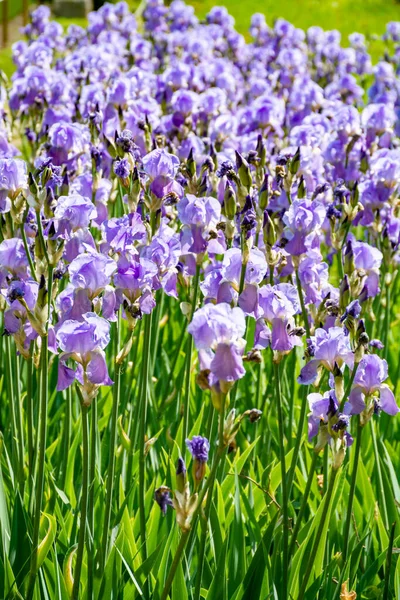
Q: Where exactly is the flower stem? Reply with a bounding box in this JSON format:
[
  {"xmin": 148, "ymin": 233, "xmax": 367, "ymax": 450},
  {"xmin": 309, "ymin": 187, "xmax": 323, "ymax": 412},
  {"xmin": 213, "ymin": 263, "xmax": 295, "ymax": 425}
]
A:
[
  {"xmin": 274, "ymin": 360, "xmax": 288, "ymax": 600},
  {"xmin": 298, "ymin": 467, "xmax": 338, "ymax": 600},
  {"xmin": 370, "ymin": 418, "xmax": 389, "ymax": 529},
  {"xmin": 72, "ymin": 403, "xmax": 90, "ymax": 600},
  {"xmin": 287, "ymin": 384, "xmax": 309, "ymax": 498},
  {"xmin": 100, "ymin": 361, "xmax": 121, "ymax": 568},
  {"xmin": 182, "ymin": 264, "xmax": 200, "ymax": 446},
  {"xmin": 87, "ymin": 400, "xmax": 97, "ymax": 600},
  {"xmin": 193, "ymin": 396, "xmax": 226, "ymax": 600},
  {"xmin": 20, "ymin": 215, "xmax": 37, "ymax": 282},
  {"xmin": 288, "ymin": 450, "xmax": 318, "ymax": 558},
  {"xmin": 4, "ymin": 335, "xmax": 23, "ymax": 490},
  {"xmin": 342, "ymin": 417, "xmax": 363, "ymax": 563},
  {"xmin": 161, "ymin": 396, "xmax": 226, "ymax": 600},
  {"xmin": 295, "ymin": 269, "xmax": 310, "ymax": 338},
  {"xmin": 58, "ymin": 385, "xmax": 72, "ymax": 489},
  {"xmin": 139, "ymin": 313, "xmax": 152, "ymax": 562},
  {"xmin": 26, "ymin": 350, "xmax": 34, "ymax": 484},
  {"xmin": 26, "ymin": 265, "xmax": 53, "ymax": 600}
]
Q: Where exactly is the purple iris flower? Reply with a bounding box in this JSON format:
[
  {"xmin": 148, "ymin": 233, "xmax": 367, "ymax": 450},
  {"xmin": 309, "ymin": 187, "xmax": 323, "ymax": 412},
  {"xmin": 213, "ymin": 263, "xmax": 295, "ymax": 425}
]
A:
[
  {"xmin": 0, "ymin": 238, "xmax": 30, "ymax": 277},
  {"xmin": 53, "ymin": 194, "xmax": 97, "ymax": 237},
  {"xmin": 114, "ymin": 255, "xmax": 158, "ymax": 314},
  {"xmin": 101, "ymin": 213, "xmax": 147, "ymax": 254},
  {"xmin": 185, "ymin": 436, "xmax": 210, "ymax": 462},
  {"xmin": 352, "ymin": 240, "xmax": 382, "ymax": 299},
  {"xmin": 348, "ymin": 354, "xmax": 399, "ymax": 416},
  {"xmin": 69, "ymin": 250, "xmax": 117, "ymax": 298},
  {"xmin": 3, "ymin": 279, "xmax": 39, "ymax": 357},
  {"xmin": 297, "ymin": 250, "xmax": 334, "ymax": 306},
  {"xmin": 0, "ymin": 158, "xmax": 27, "ymax": 213},
  {"xmin": 114, "ymin": 158, "xmax": 131, "ymax": 180},
  {"xmin": 178, "ymin": 194, "xmax": 223, "ymax": 255},
  {"xmin": 140, "ymin": 221, "xmax": 181, "ymax": 297},
  {"xmin": 282, "ymin": 198, "xmax": 325, "ymax": 255},
  {"xmin": 56, "ymin": 312, "xmax": 113, "ymax": 393},
  {"xmin": 188, "ymin": 303, "xmax": 246, "ymax": 384},
  {"xmin": 308, "ymin": 389, "xmax": 353, "ymax": 446},
  {"xmin": 47, "ymin": 122, "xmax": 90, "ymax": 166},
  {"xmin": 142, "ymin": 148, "xmax": 181, "ymax": 199},
  {"xmin": 298, "ymin": 327, "xmax": 354, "ymax": 384},
  {"xmin": 256, "ymin": 284, "xmax": 301, "ymax": 352}
]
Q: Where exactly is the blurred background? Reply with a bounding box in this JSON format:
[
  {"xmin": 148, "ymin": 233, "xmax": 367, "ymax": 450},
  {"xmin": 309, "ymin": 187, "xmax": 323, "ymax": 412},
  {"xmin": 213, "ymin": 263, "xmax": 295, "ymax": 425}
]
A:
[{"xmin": 1, "ymin": 0, "xmax": 399, "ymax": 75}]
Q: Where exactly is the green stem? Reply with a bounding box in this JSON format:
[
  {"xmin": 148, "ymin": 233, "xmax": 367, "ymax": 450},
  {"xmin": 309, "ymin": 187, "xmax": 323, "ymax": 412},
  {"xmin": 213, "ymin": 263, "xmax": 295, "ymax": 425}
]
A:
[
  {"xmin": 72, "ymin": 404, "xmax": 90, "ymax": 600},
  {"xmin": 160, "ymin": 444, "xmax": 226, "ymax": 600},
  {"xmin": 139, "ymin": 313, "xmax": 152, "ymax": 562},
  {"xmin": 59, "ymin": 385, "xmax": 72, "ymax": 490},
  {"xmin": 370, "ymin": 418, "xmax": 389, "ymax": 530},
  {"xmin": 182, "ymin": 264, "xmax": 200, "ymax": 446},
  {"xmin": 274, "ymin": 361, "xmax": 288, "ymax": 600},
  {"xmin": 26, "ymin": 264, "xmax": 53, "ymax": 598},
  {"xmin": 35, "ymin": 209, "xmax": 50, "ymax": 265},
  {"xmin": 26, "ymin": 332, "xmax": 49, "ymax": 599},
  {"xmin": 26, "ymin": 351, "xmax": 34, "ymax": 483},
  {"xmin": 87, "ymin": 400, "xmax": 97, "ymax": 600},
  {"xmin": 288, "ymin": 450, "xmax": 318, "ymax": 558},
  {"xmin": 384, "ymin": 278, "xmax": 391, "ymax": 362},
  {"xmin": 342, "ymin": 418, "xmax": 363, "ymax": 563},
  {"xmin": 295, "ymin": 269, "xmax": 310, "ymax": 338},
  {"xmin": 21, "ymin": 217, "xmax": 37, "ymax": 282},
  {"xmin": 100, "ymin": 361, "xmax": 121, "ymax": 567},
  {"xmin": 4, "ymin": 336, "xmax": 22, "ymax": 489},
  {"xmin": 383, "ymin": 522, "xmax": 396, "ymax": 600},
  {"xmin": 298, "ymin": 467, "xmax": 338, "ymax": 600},
  {"xmin": 193, "ymin": 396, "xmax": 226, "ymax": 600},
  {"xmin": 287, "ymin": 385, "xmax": 309, "ymax": 498},
  {"xmin": 14, "ymin": 353, "xmax": 25, "ymax": 492},
  {"xmin": 339, "ymin": 363, "xmax": 359, "ymax": 412}
]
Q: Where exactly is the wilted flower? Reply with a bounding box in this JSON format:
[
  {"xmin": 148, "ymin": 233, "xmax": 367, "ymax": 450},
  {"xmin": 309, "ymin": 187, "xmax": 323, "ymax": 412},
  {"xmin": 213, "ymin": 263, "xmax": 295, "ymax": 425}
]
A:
[{"xmin": 154, "ymin": 486, "xmax": 173, "ymax": 516}]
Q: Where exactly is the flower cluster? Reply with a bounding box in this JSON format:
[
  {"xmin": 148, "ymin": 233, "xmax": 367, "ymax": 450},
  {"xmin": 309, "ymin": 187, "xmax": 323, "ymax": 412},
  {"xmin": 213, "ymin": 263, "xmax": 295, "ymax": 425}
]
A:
[{"xmin": 1, "ymin": 3, "xmax": 400, "ymax": 596}]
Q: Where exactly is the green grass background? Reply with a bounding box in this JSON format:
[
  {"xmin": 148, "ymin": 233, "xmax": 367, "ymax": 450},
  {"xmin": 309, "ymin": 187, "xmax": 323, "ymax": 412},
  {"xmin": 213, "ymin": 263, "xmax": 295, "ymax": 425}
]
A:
[{"xmin": 1, "ymin": 0, "xmax": 400, "ymax": 68}]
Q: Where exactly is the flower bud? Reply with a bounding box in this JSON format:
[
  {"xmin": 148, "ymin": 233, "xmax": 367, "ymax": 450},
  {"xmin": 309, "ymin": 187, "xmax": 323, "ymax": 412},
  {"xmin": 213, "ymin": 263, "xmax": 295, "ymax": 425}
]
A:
[
  {"xmin": 288, "ymin": 147, "xmax": 300, "ymax": 175},
  {"xmin": 258, "ymin": 173, "xmax": 270, "ymax": 210},
  {"xmin": 224, "ymin": 182, "xmax": 237, "ymax": 220},
  {"xmin": 176, "ymin": 457, "xmax": 187, "ymax": 493},
  {"xmin": 235, "ymin": 151, "xmax": 252, "ymax": 189}
]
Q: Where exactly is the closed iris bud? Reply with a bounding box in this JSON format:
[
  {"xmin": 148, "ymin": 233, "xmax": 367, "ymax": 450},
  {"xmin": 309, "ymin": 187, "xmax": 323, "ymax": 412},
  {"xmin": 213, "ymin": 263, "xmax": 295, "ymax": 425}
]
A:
[
  {"xmin": 235, "ymin": 151, "xmax": 252, "ymax": 189},
  {"xmin": 263, "ymin": 211, "xmax": 276, "ymax": 247},
  {"xmin": 186, "ymin": 148, "xmax": 196, "ymax": 178},
  {"xmin": 209, "ymin": 143, "xmax": 218, "ymax": 171},
  {"xmin": 197, "ymin": 174, "xmax": 208, "ymax": 196},
  {"xmin": 60, "ymin": 172, "xmax": 69, "ymax": 196},
  {"xmin": 343, "ymin": 240, "xmax": 354, "ymax": 275},
  {"xmin": 350, "ymin": 181, "xmax": 359, "ymax": 207},
  {"xmin": 176, "ymin": 457, "xmax": 187, "ymax": 493},
  {"xmin": 297, "ymin": 175, "xmax": 306, "ymax": 199},
  {"xmin": 103, "ymin": 135, "xmax": 117, "ymax": 159},
  {"xmin": 256, "ymin": 134, "xmax": 266, "ymax": 168},
  {"xmin": 360, "ymin": 148, "xmax": 369, "ymax": 173},
  {"xmin": 288, "ymin": 147, "xmax": 300, "ymax": 175},
  {"xmin": 224, "ymin": 182, "xmax": 237, "ymax": 220},
  {"xmin": 258, "ymin": 173, "xmax": 269, "ymax": 210},
  {"xmin": 339, "ymin": 274, "xmax": 350, "ymax": 310},
  {"xmin": 28, "ymin": 172, "xmax": 39, "ymax": 196}
]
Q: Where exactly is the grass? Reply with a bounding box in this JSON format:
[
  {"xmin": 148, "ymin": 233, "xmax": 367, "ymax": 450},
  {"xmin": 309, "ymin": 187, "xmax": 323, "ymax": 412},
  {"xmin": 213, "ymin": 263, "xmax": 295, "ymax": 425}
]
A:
[
  {"xmin": 1, "ymin": 0, "xmax": 399, "ymax": 78},
  {"xmin": 191, "ymin": 0, "xmax": 400, "ymax": 39}
]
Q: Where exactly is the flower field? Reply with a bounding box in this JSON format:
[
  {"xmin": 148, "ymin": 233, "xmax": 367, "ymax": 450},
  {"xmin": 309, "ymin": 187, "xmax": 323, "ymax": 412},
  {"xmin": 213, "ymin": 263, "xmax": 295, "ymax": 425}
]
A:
[{"xmin": 1, "ymin": 2, "xmax": 400, "ymax": 599}]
